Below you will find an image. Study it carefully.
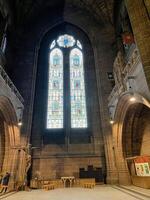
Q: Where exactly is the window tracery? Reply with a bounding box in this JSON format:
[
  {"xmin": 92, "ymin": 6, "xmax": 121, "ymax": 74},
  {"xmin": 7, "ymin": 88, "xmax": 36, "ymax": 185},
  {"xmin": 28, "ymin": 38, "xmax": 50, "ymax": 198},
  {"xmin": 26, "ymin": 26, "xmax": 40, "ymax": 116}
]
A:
[{"xmin": 47, "ymin": 35, "xmax": 87, "ymax": 129}]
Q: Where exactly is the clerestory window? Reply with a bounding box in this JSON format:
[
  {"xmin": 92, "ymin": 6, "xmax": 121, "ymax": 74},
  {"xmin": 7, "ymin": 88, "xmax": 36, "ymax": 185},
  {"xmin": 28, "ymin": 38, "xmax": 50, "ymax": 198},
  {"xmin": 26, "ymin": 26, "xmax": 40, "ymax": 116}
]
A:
[{"xmin": 46, "ymin": 34, "xmax": 87, "ymax": 129}]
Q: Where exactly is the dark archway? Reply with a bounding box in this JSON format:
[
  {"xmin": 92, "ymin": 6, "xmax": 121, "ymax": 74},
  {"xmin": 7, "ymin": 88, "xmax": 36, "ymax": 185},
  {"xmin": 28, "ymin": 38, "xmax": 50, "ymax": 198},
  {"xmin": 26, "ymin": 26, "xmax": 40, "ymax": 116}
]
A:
[
  {"xmin": 122, "ymin": 103, "xmax": 150, "ymax": 183},
  {"xmin": 112, "ymin": 93, "xmax": 150, "ymax": 185},
  {"xmin": 122, "ymin": 103, "xmax": 150, "ymax": 158}
]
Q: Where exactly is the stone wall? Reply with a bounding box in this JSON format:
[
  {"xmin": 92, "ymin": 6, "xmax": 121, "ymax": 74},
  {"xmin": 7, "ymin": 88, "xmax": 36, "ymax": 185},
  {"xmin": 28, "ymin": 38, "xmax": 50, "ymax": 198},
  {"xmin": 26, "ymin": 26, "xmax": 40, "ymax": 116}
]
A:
[
  {"xmin": 32, "ymin": 156, "xmax": 102, "ymax": 180},
  {"xmin": 125, "ymin": 0, "xmax": 150, "ymax": 90}
]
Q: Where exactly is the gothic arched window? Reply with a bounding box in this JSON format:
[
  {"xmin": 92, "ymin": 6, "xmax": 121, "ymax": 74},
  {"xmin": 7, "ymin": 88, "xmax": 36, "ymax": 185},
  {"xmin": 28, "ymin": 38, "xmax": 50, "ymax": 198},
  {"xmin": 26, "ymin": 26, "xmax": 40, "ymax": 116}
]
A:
[{"xmin": 46, "ymin": 34, "xmax": 87, "ymax": 129}]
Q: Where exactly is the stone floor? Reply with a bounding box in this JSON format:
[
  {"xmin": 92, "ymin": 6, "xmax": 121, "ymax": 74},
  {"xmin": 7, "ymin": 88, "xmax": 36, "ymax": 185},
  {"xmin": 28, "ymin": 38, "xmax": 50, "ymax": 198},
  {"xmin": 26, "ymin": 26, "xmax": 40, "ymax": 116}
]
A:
[{"xmin": 0, "ymin": 186, "xmax": 150, "ymax": 200}]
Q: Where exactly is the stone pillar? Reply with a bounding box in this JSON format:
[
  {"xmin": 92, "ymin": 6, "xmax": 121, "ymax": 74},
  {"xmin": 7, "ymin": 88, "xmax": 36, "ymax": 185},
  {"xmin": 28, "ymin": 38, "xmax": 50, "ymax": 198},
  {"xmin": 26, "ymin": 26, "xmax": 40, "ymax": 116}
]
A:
[
  {"xmin": 104, "ymin": 133, "xmax": 118, "ymax": 184},
  {"xmin": 112, "ymin": 122, "xmax": 131, "ymax": 185},
  {"xmin": 125, "ymin": 0, "xmax": 150, "ymax": 89},
  {"xmin": 94, "ymin": 70, "xmax": 118, "ymax": 184}
]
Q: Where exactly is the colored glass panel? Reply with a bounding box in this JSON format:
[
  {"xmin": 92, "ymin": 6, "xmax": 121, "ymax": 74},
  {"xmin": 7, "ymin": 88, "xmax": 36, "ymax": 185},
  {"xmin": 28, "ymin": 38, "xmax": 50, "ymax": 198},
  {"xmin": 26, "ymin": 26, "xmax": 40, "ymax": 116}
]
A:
[
  {"xmin": 77, "ymin": 40, "xmax": 82, "ymax": 49},
  {"xmin": 70, "ymin": 48, "xmax": 87, "ymax": 128},
  {"xmin": 50, "ymin": 40, "xmax": 56, "ymax": 49},
  {"xmin": 57, "ymin": 34, "xmax": 75, "ymax": 48},
  {"xmin": 46, "ymin": 48, "xmax": 63, "ymax": 128}
]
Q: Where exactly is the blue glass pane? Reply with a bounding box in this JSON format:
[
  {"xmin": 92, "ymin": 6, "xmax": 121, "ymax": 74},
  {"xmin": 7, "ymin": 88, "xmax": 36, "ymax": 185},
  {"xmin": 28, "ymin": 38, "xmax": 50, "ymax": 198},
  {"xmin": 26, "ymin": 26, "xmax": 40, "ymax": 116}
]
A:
[
  {"xmin": 57, "ymin": 34, "xmax": 75, "ymax": 48},
  {"xmin": 53, "ymin": 55, "xmax": 60, "ymax": 66},
  {"xmin": 73, "ymin": 55, "xmax": 80, "ymax": 66}
]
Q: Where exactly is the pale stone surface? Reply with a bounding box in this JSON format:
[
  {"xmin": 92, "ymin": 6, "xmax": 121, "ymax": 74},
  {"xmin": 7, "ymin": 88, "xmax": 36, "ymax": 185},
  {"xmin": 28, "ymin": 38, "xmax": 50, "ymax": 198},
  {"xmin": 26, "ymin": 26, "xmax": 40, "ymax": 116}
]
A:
[{"xmin": 3, "ymin": 186, "xmax": 150, "ymax": 200}]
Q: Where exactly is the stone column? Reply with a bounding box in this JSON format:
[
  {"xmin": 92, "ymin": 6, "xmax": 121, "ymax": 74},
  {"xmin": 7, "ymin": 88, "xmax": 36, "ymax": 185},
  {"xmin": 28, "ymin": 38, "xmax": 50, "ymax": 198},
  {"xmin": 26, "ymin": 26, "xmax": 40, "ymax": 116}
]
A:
[
  {"xmin": 103, "ymin": 132, "xmax": 118, "ymax": 184},
  {"xmin": 112, "ymin": 122, "xmax": 131, "ymax": 185},
  {"xmin": 95, "ymin": 67, "xmax": 118, "ymax": 184},
  {"xmin": 125, "ymin": 0, "xmax": 150, "ymax": 89}
]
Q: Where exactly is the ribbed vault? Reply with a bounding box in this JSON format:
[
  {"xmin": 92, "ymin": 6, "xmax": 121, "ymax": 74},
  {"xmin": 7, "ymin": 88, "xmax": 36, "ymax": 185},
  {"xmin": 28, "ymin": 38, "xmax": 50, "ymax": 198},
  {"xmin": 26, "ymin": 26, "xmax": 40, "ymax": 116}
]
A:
[{"xmin": 0, "ymin": 0, "xmax": 114, "ymax": 26}]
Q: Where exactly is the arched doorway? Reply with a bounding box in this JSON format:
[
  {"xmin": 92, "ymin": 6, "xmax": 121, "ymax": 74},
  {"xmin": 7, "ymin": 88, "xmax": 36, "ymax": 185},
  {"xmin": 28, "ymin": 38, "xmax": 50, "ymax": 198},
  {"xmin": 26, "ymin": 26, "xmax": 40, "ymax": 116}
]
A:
[
  {"xmin": 0, "ymin": 96, "xmax": 21, "ymax": 190},
  {"xmin": 122, "ymin": 103, "xmax": 150, "ymax": 158},
  {"xmin": 122, "ymin": 103, "xmax": 150, "ymax": 188},
  {"xmin": 112, "ymin": 93, "xmax": 150, "ymax": 186}
]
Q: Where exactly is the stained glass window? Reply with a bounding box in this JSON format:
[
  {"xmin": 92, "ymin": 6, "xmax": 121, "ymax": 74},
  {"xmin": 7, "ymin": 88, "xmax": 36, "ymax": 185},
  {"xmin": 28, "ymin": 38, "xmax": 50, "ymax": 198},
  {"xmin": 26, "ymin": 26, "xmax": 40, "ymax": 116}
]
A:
[
  {"xmin": 50, "ymin": 40, "xmax": 56, "ymax": 49},
  {"xmin": 47, "ymin": 36, "xmax": 87, "ymax": 130},
  {"xmin": 46, "ymin": 48, "xmax": 63, "ymax": 128},
  {"xmin": 70, "ymin": 48, "xmax": 87, "ymax": 128},
  {"xmin": 57, "ymin": 34, "xmax": 75, "ymax": 48}
]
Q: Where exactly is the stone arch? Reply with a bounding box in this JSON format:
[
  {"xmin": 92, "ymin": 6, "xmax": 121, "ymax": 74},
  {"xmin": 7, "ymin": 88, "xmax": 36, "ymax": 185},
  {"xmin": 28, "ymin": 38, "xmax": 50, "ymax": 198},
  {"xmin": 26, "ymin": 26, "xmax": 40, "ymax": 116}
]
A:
[
  {"xmin": 122, "ymin": 103, "xmax": 150, "ymax": 179},
  {"xmin": 112, "ymin": 92, "xmax": 150, "ymax": 185},
  {"xmin": 0, "ymin": 95, "xmax": 21, "ymax": 190},
  {"xmin": 0, "ymin": 110, "xmax": 5, "ymax": 171}
]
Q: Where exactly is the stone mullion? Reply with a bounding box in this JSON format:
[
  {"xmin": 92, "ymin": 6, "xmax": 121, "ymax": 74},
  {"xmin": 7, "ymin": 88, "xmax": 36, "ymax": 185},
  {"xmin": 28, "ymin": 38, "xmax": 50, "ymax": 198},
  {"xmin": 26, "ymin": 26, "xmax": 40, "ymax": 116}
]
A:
[{"xmin": 125, "ymin": 0, "xmax": 150, "ymax": 90}]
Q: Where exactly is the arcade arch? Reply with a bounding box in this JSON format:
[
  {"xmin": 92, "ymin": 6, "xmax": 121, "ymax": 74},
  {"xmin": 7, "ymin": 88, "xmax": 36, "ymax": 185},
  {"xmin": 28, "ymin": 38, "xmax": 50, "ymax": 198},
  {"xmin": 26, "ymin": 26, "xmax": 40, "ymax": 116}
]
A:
[
  {"xmin": 0, "ymin": 96, "xmax": 21, "ymax": 190},
  {"xmin": 112, "ymin": 93, "xmax": 150, "ymax": 185}
]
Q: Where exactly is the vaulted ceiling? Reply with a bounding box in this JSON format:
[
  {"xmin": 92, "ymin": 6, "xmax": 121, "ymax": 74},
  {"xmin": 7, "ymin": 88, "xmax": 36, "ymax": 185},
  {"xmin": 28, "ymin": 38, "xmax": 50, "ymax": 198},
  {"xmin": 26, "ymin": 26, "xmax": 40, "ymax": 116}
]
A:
[
  {"xmin": 69, "ymin": 0, "xmax": 114, "ymax": 24},
  {"xmin": 0, "ymin": 0, "xmax": 115, "ymax": 27}
]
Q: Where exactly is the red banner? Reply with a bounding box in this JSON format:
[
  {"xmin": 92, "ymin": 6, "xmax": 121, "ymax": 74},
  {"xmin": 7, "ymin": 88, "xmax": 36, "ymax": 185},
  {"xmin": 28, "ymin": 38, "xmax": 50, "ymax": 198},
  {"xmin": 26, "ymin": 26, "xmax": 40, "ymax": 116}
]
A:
[{"xmin": 122, "ymin": 32, "xmax": 134, "ymax": 44}]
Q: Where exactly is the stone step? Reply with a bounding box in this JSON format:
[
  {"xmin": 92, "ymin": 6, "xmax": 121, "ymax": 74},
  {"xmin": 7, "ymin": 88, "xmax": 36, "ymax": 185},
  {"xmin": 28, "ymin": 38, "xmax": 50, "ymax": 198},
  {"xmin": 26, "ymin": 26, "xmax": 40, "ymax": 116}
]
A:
[
  {"xmin": 0, "ymin": 191, "xmax": 17, "ymax": 199},
  {"xmin": 112, "ymin": 185, "xmax": 150, "ymax": 200}
]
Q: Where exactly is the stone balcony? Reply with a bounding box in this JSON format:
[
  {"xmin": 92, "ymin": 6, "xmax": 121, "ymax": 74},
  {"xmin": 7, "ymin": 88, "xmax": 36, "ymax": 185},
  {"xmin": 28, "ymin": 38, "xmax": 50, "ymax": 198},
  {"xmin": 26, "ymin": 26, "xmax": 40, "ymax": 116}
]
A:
[
  {"xmin": 0, "ymin": 63, "xmax": 24, "ymax": 122},
  {"xmin": 108, "ymin": 44, "xmax": 150, "ymax": 118}
]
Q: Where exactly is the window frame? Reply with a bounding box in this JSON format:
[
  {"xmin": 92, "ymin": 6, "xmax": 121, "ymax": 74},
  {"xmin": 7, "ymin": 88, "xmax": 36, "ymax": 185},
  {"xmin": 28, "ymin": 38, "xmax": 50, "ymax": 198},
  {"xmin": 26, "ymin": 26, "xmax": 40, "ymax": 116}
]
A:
[{"xmin": 46, "ymin": 35, "xmax": 88, "ymax": 132}]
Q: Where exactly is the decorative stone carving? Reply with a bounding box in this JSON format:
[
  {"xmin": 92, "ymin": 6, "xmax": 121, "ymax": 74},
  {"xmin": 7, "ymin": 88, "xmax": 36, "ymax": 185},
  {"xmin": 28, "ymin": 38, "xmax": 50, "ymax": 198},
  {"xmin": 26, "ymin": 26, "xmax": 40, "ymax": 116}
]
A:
[
  {"xmin": 25, "ymin": 154, "xmax": 31, "ymax": 174},
  {"xmin": 113, "ymin": 51, "xmax": 125, "ymax": 89}
]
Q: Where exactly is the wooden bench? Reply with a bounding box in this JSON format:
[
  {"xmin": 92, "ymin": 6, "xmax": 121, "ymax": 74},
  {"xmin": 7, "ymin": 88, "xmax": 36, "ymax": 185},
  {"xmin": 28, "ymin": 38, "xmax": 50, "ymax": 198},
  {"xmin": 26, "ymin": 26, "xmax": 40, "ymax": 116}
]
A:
[
  {"xmin": 50, "ymin": 180, "xmax": 63, "ymax": 188},
  {"xmin": 79, "ymin": 178, "xmax": 95, "ymax": 188},
  {"xmin": 43, "ymin": 183, "xmax": 55, "ymax": 190},
  {"xmin": 83, "ymin": 182, "xmax": 95, "ymax": 188},
  {"xmin": 38, "ymin": 178, "xmax": 96, "ymax": 189}
]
